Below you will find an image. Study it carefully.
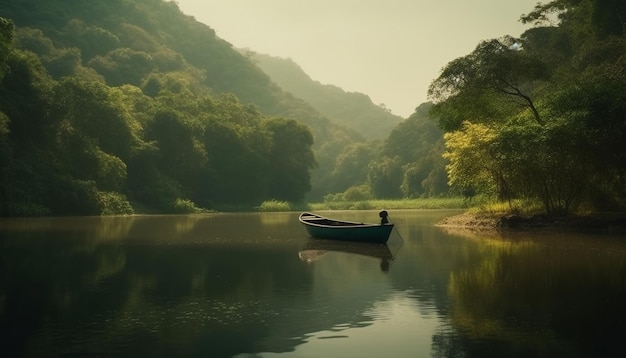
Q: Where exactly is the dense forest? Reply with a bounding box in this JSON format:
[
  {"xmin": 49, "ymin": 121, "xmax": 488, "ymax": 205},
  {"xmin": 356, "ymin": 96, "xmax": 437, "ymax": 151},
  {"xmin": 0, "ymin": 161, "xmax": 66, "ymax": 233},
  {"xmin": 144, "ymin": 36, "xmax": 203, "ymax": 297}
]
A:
[
  {"xmin": 0, "ymin": 0, "xmax": 385, "ymax": 216},
  {"xmin": 0, "ymin": 0, "xmax": 624, "ymax": 216},
  {"xmin": 428, "ymin": 0, "xmax": 626, "ymax": 214}
]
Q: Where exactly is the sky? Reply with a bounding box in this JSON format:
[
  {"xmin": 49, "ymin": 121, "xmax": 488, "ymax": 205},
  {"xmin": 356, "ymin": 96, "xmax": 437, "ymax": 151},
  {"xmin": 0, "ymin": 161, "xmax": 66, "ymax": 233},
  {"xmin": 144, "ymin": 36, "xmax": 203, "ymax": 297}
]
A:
[{"xmin": 173, "ymin": 0, "xmax": 541, "ymax": 118}]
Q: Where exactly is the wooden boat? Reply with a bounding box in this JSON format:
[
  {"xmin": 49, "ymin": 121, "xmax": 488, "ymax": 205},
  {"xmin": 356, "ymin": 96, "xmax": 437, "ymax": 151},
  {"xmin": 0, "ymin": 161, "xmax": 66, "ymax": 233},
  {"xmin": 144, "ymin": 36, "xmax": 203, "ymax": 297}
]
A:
[{"xmin": 298, "ymin": 211, "xmax": 394, "ymax": 244}]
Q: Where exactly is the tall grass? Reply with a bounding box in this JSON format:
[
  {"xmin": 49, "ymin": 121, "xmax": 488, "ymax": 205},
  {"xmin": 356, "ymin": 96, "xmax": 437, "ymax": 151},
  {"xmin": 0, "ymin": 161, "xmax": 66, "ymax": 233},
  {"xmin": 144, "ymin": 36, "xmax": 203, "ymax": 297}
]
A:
[
  {"xmin": 466, "ymin": 199, "xmax": 544, "ymax": 216},
  {"xmin": 252, "ymin": 197, "xmax": 471, "ymax": 212},
  {"xmin": 309, "ymin": 197, "xmax": 469, "ymax": 211},
  {"xmin": 247, "ymin": 197, "xmax": 543, "ymax": 215}
]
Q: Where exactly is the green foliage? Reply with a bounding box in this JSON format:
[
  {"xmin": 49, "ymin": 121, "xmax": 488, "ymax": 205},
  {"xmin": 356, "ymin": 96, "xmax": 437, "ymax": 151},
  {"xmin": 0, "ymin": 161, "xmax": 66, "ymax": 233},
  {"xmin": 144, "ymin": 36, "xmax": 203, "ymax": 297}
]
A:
[
  {"xmin": 263, "ymin": 117, "xmax": 316, "ymax": 202},
  {"xmin": 443, "ymin": 122, "xmax": 499, "ymax": 194},
  {"xmin": 367, "ymin": 156, "xmax": 403, "ymax": 199},
  {"xmin": 0, "ymin": 110, "xmax": 8, "ymax": 136},
  {"xmin": 429, "ymin": 0, "xmax": 626, "ymax": 215},
  {"xmin": 327, "ymin": 142, "xmax": 377, "ymax": 193},
  {"xmin": 89, "ymin": 48, "xmax": 154, "ymax": 86},
  {"xmin": 323, "ymin": 184, "xmax": 374, "ymax": 203},
  {"xmin": 257, "ymin": 200, "xmax": 294, "ymax": 212},
  {"xmin": 62, "ymin": 19, "xmax": 120, "ymax": 60},
  {"xmin": 0, "ymin": 0, "xmax": 326, "ymax": 216},
  {"xmin": 0, "ymin": 0, "xmax": 367, "ymax": 213},
  {"xmin": 429, "ymin": 36, "xmax": 547, "ymax": 130},
  {"xmin": 97, "ymin": 191, "xmax": 134, "ymax": 215},
  {"xmin": 343, "ymin": 185, "xmax": 374, "ymax": 201},
  {"xmin": 467, "ymin": 199, "xmax": 544, "ymax": 216},
  {"xmin": 172, "ymin": 198, "xmax": 203, "ymax": 214},
  {"xmin": 1, "ymin": 0, "xmax": 623, "ymax": 217},
  {"xmin": 0, "ymin": 17, "xmax": 14, "ymax": 80},
  {"xmin": 311, "ymin": 197, "xmax": 468, "ymax": 211}
]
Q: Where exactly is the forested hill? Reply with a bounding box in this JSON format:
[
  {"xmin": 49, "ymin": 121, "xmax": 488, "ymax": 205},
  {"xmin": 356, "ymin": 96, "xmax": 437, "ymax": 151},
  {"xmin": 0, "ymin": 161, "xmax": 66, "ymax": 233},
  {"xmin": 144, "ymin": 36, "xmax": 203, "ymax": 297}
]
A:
[
  {"xmin": 0, "ymin": 0, "xmax": 367, "ymax": 216},
  {"xmin": 249, "ymin": 52, "xmax": 403, "ymax": 140}
]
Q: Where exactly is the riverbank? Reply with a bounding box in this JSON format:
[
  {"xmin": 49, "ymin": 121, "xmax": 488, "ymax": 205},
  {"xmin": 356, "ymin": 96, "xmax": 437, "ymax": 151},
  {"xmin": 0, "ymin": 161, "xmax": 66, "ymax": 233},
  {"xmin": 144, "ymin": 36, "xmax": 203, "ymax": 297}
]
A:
[{"xmin": 437, "ymin": 212, "xmax": 626, "ymax": 234}]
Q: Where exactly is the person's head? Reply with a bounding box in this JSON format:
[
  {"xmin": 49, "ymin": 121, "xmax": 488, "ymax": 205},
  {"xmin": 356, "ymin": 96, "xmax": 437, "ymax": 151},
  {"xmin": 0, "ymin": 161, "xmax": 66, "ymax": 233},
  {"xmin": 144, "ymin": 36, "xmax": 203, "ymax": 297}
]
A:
[{"xmin": 379, "ymin": 210, "xmax": 389, "ymax": 223}]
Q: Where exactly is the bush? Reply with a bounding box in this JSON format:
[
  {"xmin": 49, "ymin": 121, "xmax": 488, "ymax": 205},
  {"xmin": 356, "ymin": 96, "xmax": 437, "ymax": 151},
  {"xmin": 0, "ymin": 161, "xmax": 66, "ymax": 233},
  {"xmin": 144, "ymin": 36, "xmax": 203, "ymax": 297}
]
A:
[
  {"xmin": 257, "ymin": 200, "xmax": 292, "ymax": 212},
  {"xmin": 172, "ymin": 198, "xmax": 203, "ymax": 214},
  {"xmin": 97, "ymin": 191, "xmax": 134, "ymax": 215},
  {"xmin": 343, "ymin": 185, "xmax": 374, "ymax": 201}
]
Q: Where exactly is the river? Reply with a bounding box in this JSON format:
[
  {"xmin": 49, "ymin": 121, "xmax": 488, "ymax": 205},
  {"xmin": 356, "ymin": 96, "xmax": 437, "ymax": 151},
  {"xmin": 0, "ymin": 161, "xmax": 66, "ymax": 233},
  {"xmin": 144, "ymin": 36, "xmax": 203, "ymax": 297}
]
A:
[{"xmin": 0, "ymin": 210, "xmax": 625, "ymax": 357}]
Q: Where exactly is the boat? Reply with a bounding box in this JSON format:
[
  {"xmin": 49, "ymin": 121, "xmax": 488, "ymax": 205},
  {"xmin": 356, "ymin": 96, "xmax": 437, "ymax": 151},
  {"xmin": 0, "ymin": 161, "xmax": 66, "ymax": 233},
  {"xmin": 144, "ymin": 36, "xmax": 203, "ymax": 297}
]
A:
[{"xmin": 298, "ymin": 211, "xmax": 394, "ymax": 244}]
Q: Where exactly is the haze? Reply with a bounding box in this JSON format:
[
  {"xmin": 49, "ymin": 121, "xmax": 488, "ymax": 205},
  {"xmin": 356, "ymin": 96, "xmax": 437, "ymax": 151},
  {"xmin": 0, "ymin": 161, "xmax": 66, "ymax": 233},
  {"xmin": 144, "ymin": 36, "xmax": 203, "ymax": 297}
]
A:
[{"xmin": 173, "ymin": 0, "xmax": 540, "ymax": 117}]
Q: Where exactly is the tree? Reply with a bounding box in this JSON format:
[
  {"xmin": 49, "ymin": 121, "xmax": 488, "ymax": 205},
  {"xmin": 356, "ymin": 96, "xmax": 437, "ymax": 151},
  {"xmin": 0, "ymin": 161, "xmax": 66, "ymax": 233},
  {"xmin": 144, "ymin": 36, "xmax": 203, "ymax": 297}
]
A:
[
  {"xmin": 263, "ymin": 117, "xmax": 316, "ymax": 202},
  {"xmin": 53, "ymin": 78, "xmax": 137, "ymax": 160},
  {"xmin": 201, "ymin": 118, "xmax": 269, "ymax": 206},
  {"xmin": 0, "ymin": 18, "xmax": 14, "ymax": 137},
  {"xmin": 0, "ymin": 17, "xmax": 14, "ymax": 81},
  {"xmin": 428, "ymin": 37, "xmax": 548, "ymax": 130},
  {"xmin": 367, "ymin": 156, "xmax": 403, "ymax": 199},
  {"xmin": 62, "ymin": 19, "xmax": 120, "ymax": 60},
  {"xmin": 443, "ymin": 122, "xmax": 505, "ymax": 200},
  {"xmin": 543, "ymin": 79, "xmax": 626, "ymax": 210},
  {"xmin": 88, "ymin": 48, "xmax": 154, "ymax": 86},
  {"xmin": 145, "ymin": 109, "xmax": 207, "ymax": 192},
  {"xmin": 328, "ymin": 142, "xmax": 376, "ymax": 193}
]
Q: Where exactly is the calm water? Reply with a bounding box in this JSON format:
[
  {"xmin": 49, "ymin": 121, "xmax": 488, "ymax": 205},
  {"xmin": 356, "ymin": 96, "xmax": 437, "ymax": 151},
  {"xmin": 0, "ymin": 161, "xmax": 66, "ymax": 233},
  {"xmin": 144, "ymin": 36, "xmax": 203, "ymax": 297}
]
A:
[{"xmin": 1, "ymin": 210, "xmax": 625, "ymax": 358}]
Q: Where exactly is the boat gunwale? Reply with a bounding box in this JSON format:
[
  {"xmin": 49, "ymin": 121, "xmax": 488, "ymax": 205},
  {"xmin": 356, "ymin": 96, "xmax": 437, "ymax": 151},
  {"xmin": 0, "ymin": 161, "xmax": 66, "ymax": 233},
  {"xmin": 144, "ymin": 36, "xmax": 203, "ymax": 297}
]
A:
[{"xmin": 299, "ymin": 212, "xmax": 394, "ymax": 229}]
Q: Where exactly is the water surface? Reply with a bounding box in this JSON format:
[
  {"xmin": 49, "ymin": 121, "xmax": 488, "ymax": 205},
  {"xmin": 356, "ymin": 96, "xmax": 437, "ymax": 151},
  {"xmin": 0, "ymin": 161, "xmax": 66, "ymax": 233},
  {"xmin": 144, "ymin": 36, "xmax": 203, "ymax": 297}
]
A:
[{"xmin": 1, "ymin": 210, "xmax": 625, "ymax": 357}]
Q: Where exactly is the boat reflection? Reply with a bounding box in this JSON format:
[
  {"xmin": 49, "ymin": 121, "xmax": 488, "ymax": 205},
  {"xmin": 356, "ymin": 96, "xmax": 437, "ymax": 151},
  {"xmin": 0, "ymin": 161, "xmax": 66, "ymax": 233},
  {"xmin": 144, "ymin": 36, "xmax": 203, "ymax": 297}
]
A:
[{"xmin": 298, "ymin": 239, "xmax": 394, "ymax": 272}]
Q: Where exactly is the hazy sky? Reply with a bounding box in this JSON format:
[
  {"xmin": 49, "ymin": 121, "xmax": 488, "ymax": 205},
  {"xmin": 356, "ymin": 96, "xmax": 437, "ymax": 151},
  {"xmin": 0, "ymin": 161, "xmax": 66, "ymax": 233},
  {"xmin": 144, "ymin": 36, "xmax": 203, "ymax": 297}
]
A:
[{"xmin": 173, "ymin": 0, "xmax": 540, "ymax": 117}]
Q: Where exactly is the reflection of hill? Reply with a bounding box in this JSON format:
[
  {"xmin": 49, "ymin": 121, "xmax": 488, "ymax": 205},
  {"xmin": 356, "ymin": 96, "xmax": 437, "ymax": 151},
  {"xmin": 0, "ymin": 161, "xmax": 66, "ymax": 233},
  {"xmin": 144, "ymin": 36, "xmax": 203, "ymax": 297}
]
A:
[{"xmin": 5, "ymin": 211, "xmax": 620, "ymax": 356}]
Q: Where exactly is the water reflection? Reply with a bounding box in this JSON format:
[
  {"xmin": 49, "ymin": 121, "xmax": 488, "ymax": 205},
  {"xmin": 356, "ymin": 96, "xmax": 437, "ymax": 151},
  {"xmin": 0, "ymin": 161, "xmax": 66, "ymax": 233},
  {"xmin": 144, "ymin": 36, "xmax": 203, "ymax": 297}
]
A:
[
  {"xmin": 298, "ymin": 239, "xmax": 394, "ymax": 272},
  {"xmin": 0, "ymin": 211, "xmax": 625, "ymax": 357},
  {"xmin": 254, "ymin": 291, "xmax": 440, "ymax": 358},
  {"xmin": 437, "ymin": 226, "xmax": 626, "ymax": 358}
]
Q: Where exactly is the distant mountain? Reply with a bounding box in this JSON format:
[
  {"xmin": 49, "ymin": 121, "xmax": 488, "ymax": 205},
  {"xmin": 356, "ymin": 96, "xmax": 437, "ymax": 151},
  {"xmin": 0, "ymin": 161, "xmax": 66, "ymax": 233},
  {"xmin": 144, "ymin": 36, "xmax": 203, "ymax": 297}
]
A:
[{"xmin": 249, "ymin": 52, "xmax": 403, "ymax": 140}]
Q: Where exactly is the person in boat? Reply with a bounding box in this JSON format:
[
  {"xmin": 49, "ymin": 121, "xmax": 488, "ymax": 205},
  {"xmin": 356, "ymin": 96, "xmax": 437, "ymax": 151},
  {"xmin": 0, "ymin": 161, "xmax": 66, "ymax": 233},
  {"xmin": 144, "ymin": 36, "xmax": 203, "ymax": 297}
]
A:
[{"xmin": 379, "ymin": 210, "xmax": 389, "ymax": 225}]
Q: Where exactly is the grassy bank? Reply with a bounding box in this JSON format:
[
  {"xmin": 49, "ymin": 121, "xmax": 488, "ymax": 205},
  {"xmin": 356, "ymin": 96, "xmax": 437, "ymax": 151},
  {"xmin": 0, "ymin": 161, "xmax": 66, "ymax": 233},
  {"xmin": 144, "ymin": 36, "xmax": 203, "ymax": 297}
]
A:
[{"xmin": 256, "ymin": 197, "xmax": 471, "ymax": 212}]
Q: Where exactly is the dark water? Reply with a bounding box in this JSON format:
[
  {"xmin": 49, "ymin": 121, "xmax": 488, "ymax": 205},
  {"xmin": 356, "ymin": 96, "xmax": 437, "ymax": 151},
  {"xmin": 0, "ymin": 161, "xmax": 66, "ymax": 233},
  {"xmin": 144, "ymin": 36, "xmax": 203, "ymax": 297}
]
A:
[{"xmin": 0, "ymin": 210, "xmax": 625, "ymax": 358}]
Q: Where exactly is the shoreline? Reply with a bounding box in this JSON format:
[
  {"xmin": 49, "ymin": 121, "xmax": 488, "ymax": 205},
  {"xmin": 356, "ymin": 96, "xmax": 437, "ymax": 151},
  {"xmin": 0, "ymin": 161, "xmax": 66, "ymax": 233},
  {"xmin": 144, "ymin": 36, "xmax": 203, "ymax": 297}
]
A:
[{"xmin": 436, "ymin": 212, "xmax": 626, "ymax": 234}]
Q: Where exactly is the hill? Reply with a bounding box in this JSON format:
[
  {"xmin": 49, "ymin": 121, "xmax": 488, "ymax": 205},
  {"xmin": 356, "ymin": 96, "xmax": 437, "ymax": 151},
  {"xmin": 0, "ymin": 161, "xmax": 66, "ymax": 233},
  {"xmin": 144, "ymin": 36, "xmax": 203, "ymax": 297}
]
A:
[
  {"xmin": 249, "ymin": 52, "xmax": 403, "ymax": 139},
  {"xmin": 0, "ymin": 0, "xmax": 369, "ymax": 215}
]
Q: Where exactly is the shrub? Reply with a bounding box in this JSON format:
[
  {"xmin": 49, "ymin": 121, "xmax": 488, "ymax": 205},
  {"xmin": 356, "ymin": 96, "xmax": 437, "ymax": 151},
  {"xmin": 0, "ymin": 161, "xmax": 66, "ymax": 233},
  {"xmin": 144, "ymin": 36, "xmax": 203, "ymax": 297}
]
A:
[
  {"xmin": 257, "ymin": 200, "xmax": 292, "ymax": 212},
  {"xmin": 97, "ymin": 191, "xmax": 134, "ymax": 215},
  {"xmin": 343, "ymin": 185, "xmax": 374, "ymax": 201},
  {"xmin": 172, "ymin": 198, "xmax": 203, "ymax": 214}
]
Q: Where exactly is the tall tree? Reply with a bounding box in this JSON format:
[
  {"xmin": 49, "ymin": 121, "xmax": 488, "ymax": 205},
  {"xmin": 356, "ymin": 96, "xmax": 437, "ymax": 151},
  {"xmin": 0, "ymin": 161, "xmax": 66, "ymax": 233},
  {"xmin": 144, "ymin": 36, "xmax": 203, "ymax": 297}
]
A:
[
  {"xmin": 428, "ymin": 36, "xmax": 548, "ymax": 130},
  {"xmin": 263, "ymin": 117, "xmax": 316, "ymax": 202},
  {"xmin": 0, "ymin": 17, "xmax": 14, "ymax": 81}
]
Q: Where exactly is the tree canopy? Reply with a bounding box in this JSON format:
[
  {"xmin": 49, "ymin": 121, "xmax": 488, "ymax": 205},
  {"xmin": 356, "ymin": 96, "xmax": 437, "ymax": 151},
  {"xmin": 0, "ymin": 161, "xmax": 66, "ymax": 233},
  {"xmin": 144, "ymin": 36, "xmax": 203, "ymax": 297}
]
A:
[
  {"xmin": 0, "ymin": 0, "xmax": 328, "ymax": 216},
  {"xmin": 1, "ymin": 0, "xmax": 624, "ymax": 215},
  {"xmin": 429, "ymin": 0, "xmax": 626, "ymax": 214}
]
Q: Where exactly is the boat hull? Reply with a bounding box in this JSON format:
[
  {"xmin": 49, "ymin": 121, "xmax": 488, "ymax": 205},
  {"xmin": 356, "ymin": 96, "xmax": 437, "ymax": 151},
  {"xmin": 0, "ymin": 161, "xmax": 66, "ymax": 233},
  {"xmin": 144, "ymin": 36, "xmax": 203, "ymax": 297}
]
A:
[{"xmin": 299, "ymin": 212, "xmax": 393, "ymax": 244}]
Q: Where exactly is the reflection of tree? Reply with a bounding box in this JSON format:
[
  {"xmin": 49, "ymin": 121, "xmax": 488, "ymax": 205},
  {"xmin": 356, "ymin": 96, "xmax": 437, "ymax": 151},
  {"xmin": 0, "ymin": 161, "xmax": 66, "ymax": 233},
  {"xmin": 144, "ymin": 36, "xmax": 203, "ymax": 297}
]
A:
[
  {"xmin": 0, "ymin": 214, "xmax": 395, "ymax": 357},
  {"xmin": 431, "ymin": 328, "xmax": 466, "ymax": 358},
  {"xmin": 445, "ymin": 235, "xmax": 626, "ymax": 356}
]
